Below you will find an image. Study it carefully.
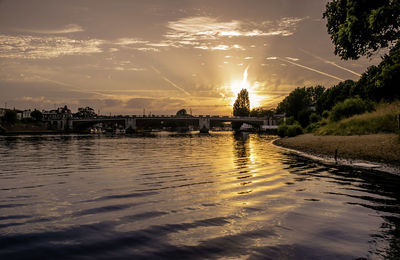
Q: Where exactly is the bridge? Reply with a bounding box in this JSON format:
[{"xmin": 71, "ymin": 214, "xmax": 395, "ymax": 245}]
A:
[{"xmin": 44, "ymin": 115, "xmax": 282, "ymax": 133}]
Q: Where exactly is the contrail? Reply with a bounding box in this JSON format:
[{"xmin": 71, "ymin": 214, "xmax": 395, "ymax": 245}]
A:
[
  {"xmin": 299, "ymin": 49, "xmax": 361, "ymax": 77},
  {"xmin": 278, "ymin": 58, "xmax": 344, "ymax": 81},
  {"xmin": 33, "ymin": 75, "xmax": 112, "ymax": 97},
  {"xmin": 150, "ymin": 66, "xmax": 190, "ymax": 96}
]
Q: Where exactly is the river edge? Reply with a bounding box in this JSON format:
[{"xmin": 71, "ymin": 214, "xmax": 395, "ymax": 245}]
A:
[{"xmin": 273, "ymin": 133, "xmax": 400, "ymax": 175}]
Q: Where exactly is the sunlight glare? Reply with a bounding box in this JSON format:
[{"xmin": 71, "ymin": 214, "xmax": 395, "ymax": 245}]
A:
[{"xmin": 230, "ymin": 66, "xmax": 262, "ymax": 108}]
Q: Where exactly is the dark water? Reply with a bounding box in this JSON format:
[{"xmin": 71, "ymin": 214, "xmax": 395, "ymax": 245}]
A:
[{"xmin": 0, "ymin": 132, "xmax": 399, "ymax": 259}]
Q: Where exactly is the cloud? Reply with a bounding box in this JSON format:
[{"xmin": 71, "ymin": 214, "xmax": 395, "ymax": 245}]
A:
[
  {"xmin": 163, "ymin": 16, "xmax": 305, "ymax": 50},
  {"xmin": 0, "ymin": 16, "xmax": 306, "ymax": 59},
  {"xmin": 78, "ymin": 98, "xmax": 122, "ymax": 108},
  {"xmin": 211, "ymin": 45, "xmax": 229, "ymax": 50},
  {"xmin": 0, "ymin": 34, "xmax": 103, "ymax": 59},
  {"xmin": 114, "ymin": 67, "xmax": 146, "ymax": 71},
  {"xmin": 125, "ymin": 98, "xmax": 154, "ymax": 109},
  {"xmin": 194, "ymin": 44, "xmax": 245, "ymax": 51},
  {"xmin": 15, "ymin": 24, "xmax": 84, "ymax": 34},
  {"xmin": 124, "ymin": 97, "xmax": 186, "ymax": 110},
  {"xmin": 0, "ymin": 33, "xmax": 164, "ymax": 59},
  {"xmin": 114, "ymin": 38, "xmax": 148, "ymax": 45},
  {"xmin": 266, "ymin": 17, "xmax": 306, "ymax": 36},
  {"xmin": 131, "ymin": 47, "xmax": 160, "ymax": 52},
  {"xmin": 285, "ymin": 57, "xmax": 299, "ymax": 61}
]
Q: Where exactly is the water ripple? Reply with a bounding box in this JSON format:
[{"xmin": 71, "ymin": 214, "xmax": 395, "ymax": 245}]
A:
[{"xmin": 0, "ymin": 133, "xmax": 399, "ymax": 259}]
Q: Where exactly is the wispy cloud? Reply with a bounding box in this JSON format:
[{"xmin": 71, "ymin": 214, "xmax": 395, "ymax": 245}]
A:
[
  {"xmin": 194, "ymin": 44, "xmax": 245, "ymax": 51},
  {"xmin": 114, "ymin": 38, "xmax": 149, "ymax": 45},
  {"xmin": 166, "ymin": 16, "xmax": 304, "ymax": 40},
  {"xmin": 0, "ymin": 34, "xmax": 103, "ymax": 59},
  {"xmin": 125, "ymin": 97, "xmax": 187, "ymax": 110},
  {"xmin": 163, "ymin": 16, "xmax": 305, "ymax": 50},
  {"xmin": 114, "ymin": 67, "xmax": 146, "ymax": 71},
  {"xmin": 14, "ymin": 24, "xmax": 84, "ymax": 34}
]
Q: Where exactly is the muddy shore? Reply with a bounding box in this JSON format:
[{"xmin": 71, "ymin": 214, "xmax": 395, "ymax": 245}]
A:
[{"xmin": 273, "ymin": 134, "xmax": 400, "ymax": 170}]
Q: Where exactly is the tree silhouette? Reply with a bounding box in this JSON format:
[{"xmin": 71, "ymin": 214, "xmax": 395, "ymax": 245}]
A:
[
  {"xmin": 3, "ymin": 110, "xmax": 17, "ymax": 124},
  {"xmin": 30, "ymin": 109, "xmax": 43, "ymax": 121},
  {"xmin": 323, "ymin": 0, "xmax": 400, "ymax": 60},
  {"xmin": 176, "ymin": 109, "xmax": 188, "ymax": 116},
  {"xmin": 233, "ymin": 89, "xmax": 250, "ymax": 116}
]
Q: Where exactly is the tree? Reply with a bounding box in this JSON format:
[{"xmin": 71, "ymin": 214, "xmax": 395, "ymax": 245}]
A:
[
  {"xmin": 233, "ymin": 89, "xmax": 250, "ymax": 116},
  {"xmin": 306, "ymin": 85, "xmax": 325, "ymax": 106},
  {"xmin": 176, "ymin": 109, "xmax": 188, "ymax": 116},
  {"xmin": 277, "ymin": 87, "xmax": 311, "ymax": 120},
  {"xmin": 323, "ymin": 0, "xmax": 400, "ymax": 60},
  {"xmin": 74, "ymin": 107, "xmax": 96, "ymax": 118},
  {"xmin": 316, "ymin": 80, "xmax": 355, "ymax": 113},
  {"xmin": 250, "ymin": 108, "xmax": 275, "ymax": 117},
  {"xmin": 2, "ymin": 110, "xmax": 17, "ymax": 124},
  {"xmin": 30, "ymin": 109, "xmax": 43, "ymax": 121}
]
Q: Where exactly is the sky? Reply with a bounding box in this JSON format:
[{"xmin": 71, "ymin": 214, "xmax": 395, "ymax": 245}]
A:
[{"xmin": 0, "ymin": 0, "xmax": 382, "ymax": 115}]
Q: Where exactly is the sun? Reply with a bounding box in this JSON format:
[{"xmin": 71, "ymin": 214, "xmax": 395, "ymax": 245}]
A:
[{"xmin": 230, "ymin": 66, "xmax": 262, "ymax": 109}]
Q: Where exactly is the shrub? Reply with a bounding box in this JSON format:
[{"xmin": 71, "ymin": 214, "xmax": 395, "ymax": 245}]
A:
[
  {"xmin": 287, "ymin": 124, "xmax": 303, "ymax": 137},
  {"xmin": 322, "ymin": 110, "xmax": 330, "ymax": 118},
  {"xmin": 309, "ymin": 112, "xmax": 321, "ymax": 123},
  {"xmin": 277, "ymin": 124, "xmax": 288, "ymax": 137},
  {"xmin": 285, "ymin": 116, "xmax": 295, "ymax": 125},
  {"xmin": 305, "ymin": 122, "xmax": 320, "ymax": 133},
  {"xmin": 330, "ymin": 97, "xmax": 374, "ymax": 121},
  {"xmin": 298, "ymin": 109, "xmax": 312, "ymax": 127},
  {"xmin": 277, "ymin": 123, "xmax": 303, "ymax": 137}
]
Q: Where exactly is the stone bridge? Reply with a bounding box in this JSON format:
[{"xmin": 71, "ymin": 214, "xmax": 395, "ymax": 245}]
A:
[{"xmin": 44, "ymin": 115, "xmax": 282, "ymax": 133}]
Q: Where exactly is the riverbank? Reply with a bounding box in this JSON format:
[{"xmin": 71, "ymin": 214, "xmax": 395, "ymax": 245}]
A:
[
  {"xmin": 0, "ymin": 122, "xmax": 60, "ymax": 135},
  {"xmin": 273, "ymin": 133, "xmax": 400, "ymax": 173}
]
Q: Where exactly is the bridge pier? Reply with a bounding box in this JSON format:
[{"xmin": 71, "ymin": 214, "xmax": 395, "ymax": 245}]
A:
[
  {"xmin": 68, "ymin": 119, "xmax": 73, "ymax": 131},
  {"xmin": 199, "ymin": 117, "xmax": 210, "ymax": 133},
  {"xmin": 125, "ymin": 118, "xmax": 137, "ymax": 131}
]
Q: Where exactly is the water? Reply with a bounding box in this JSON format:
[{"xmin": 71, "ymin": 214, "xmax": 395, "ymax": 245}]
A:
[{"xmin": 0, "ymin": 132, "xmax": 399, "ymax": 259}]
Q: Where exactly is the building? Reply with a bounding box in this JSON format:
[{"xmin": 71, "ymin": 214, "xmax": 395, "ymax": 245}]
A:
[
  {"xmin": 42, "ymin": 106, "xmax": 72, "ymax": 130},
  {"xmin": 22, "ymin": 110, "xmax": 32, "ymax": 119},
  {"xmin": 42, "ymin": 106, "xmax": 72, "ymax": 120}
]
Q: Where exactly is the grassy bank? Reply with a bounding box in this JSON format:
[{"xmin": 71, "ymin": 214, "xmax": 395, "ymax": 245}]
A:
[{"xmin": 315, "ymin": 102, "xmax": 400, "ymax": 135}]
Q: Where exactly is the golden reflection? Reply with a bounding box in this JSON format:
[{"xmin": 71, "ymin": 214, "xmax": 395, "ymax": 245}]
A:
[{"xmin": 233, "ymin": 132, "xmax": 251, "ymax": 181}]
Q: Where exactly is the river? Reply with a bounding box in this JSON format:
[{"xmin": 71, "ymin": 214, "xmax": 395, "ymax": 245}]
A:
[{"xmin": 0, "ymin": 132, "xmax": 399, "ymax": 259}]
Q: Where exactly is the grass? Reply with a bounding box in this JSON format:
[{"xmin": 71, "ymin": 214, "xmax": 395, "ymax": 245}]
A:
[{"xmin": 315, "ymin": 102, "xmax": 400, "ymax": 135}]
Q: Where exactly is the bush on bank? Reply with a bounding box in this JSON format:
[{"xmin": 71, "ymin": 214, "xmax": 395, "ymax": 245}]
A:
[
  {"xmin": 278, "ymin": 123, "xmax": 303, "ymax": 137},
  {"xmin": 329, "ymin": 97, "xmax": 375, "ymax": 121}
]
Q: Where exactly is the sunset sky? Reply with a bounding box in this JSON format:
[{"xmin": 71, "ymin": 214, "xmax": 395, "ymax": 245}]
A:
[{"xmin": 0, "ymin": 0, "xmax": 382, "ymax": 115}]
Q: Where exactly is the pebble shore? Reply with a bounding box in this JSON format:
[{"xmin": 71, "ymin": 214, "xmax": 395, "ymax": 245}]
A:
[{"xmin": 273, "ymin": 134, "xmax": 400, "ymax": 171}]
